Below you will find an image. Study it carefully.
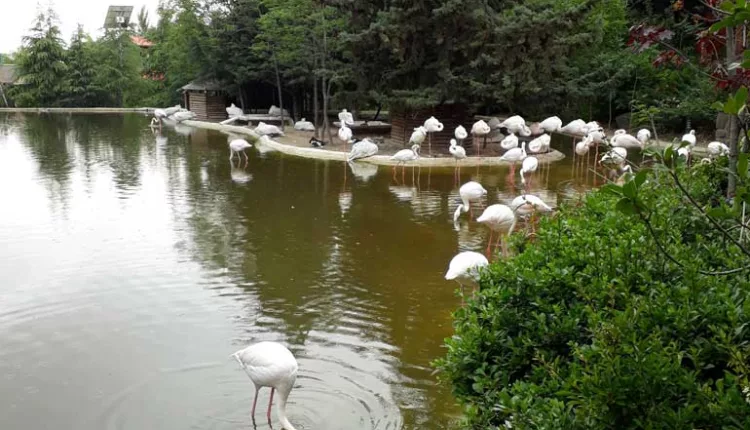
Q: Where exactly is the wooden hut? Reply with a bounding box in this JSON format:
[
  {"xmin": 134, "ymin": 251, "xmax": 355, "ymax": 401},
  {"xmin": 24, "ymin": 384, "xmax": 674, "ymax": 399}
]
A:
[
  {"xmin": 0, "ymin": 64, "xmax": 19, "ymax": 107},
  {"xmin": 390, "ymin": 103, "xmax": 471, "ymax": 151},
  {"xmin": 181, "ymin": 80, "xmax": 227, "ymax": 121}
]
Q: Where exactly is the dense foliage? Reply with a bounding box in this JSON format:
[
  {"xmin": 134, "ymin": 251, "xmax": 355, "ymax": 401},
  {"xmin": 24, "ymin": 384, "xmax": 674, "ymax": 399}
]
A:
[
  {"xmin": 437, "ymin": 158, "xmax": 750, "ymax": 428},
  {"xmin": 2, "ymin": 0, "xmax": 728, "ymax": 131}
]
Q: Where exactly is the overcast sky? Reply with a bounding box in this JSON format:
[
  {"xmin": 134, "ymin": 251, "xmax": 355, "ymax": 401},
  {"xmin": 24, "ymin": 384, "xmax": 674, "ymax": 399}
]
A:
[{"xmin": 0, "ymin": 0, "xmax": 160, "ymax": 53}]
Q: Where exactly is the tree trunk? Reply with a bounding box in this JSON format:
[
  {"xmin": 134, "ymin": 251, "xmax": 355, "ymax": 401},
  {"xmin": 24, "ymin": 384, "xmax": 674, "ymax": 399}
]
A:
[
  {"xmin": 313, "ymin": 75, "xmax": 319, "ymax": 138},
  {"xmin": 728, "ymin": 25, "xmax": 739, "ymax": 198},
  {"xmin": 373, "ymin": 103, "xmax": 382, "ymax": 121},
  {"xmin": 273, "ymin": 50, "xmax": 285, "ymax": 131}
]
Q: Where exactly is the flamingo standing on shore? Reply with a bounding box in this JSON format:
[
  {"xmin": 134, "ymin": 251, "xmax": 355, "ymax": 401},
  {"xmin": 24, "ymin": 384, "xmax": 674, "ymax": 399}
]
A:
[
  {"xmin": 471, "ymin": 120, "xmax": 491, "ymax": 155},
  {"xmin": 390, "ymin": 144, "xmax": 420, "ymax": 182}
]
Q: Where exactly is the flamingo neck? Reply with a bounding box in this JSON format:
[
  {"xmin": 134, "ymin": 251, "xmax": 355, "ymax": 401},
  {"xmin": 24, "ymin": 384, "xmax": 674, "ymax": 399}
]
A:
[
  {"xmin": 276, "ymin": 383, "xmax": 296, "ymax": 430},
  {"xmin": 453, "ymin": 204, "xmax": 466, "ymax": 223}
]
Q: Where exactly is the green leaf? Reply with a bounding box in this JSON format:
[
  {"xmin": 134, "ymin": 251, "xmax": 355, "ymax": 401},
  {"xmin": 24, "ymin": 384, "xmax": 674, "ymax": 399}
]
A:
[
  {"xmin": 622, "ymin": 180, "xmax": 637, "ymax": 199},
  {"xmin": 634, "ymin": 169, "xmax": 649, "ymax": 188},
  {"xmin": 712, "ymin": 101, "xmax": 726, "ymax": 111},
  {"xmin": 710, "ymin": 21, "xmax": 730, "ymax": 33},
  {"xmin": 664, "ymin": 146, "xmax": 674, "ymax": 164},
  {"xmin": 600, "ymin": 183, "xmax": 623, "ymax": 197},
  {"xmin": 734, "ymin": 86, "xmax": 748, "ymax": 109},
  {"xmin": 616, "ymin": 198, "xmax": 637, "ymax": 215},
  {"xmin": 720, "ymin": 1, "xmax": 736, "ymax": 12},
  {"xmin": 738, "ymin": 153, "xmax": 749, "ymax": 180}
]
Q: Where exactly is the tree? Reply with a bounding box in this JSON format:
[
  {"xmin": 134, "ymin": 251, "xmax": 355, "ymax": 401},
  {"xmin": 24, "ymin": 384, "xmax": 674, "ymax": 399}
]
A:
[
  {"xmin": 137, "ymin": 6, "xmax": 151, "ymax": 35},
  {"xmin": 12, "ymin": 5, "xmax": 68, "ymax": 107},
  {"xmin": 64, "ymin": 25, "xmax": 99, "ymax": 107},
  {"xmin": 90, "ymin": 28, "xmax": 146, "ymax": 107}
]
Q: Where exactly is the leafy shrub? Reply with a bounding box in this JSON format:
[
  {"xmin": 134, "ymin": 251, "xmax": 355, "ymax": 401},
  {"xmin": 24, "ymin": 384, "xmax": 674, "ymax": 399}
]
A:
[{"xmin": 436, "ymin": 163, "xmax": 750, "ymax": 429}]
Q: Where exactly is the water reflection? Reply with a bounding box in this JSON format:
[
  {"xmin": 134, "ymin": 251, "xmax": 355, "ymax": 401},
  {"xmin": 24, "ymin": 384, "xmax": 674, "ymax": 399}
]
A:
[{"xmin": 0, "ymin": 113, "xmax": 598, "ymax": 430}]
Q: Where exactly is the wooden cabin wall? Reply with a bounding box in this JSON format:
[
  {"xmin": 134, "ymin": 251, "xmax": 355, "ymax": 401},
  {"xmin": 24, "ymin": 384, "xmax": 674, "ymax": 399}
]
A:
[{"xmin": 390, "ymin": 104, "xmax": 470, "ymax": 150}]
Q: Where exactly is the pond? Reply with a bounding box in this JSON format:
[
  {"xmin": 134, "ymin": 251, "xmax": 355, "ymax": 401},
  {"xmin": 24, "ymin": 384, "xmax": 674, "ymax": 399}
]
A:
[{"xmin": 0, "ymin": 113, "xmax": 598, "ymax": 430}]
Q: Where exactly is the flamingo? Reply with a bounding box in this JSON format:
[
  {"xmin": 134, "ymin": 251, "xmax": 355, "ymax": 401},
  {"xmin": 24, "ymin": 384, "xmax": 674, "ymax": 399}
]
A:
[
  {"xmin": 708, "ymin": 141, "xmax": 729, "ymax": 158},
  {"xmin": 454, "ymin": 125, "xmax": 468, "ymax": 145},
  {"xmin": 232, "ymin": 342, "xmax": 298, "ymax": 430},
  {"xmin": 294, "ymin": 118, "xmax": 315, "ymax": 131},
  {"xmin": 229, "ymin": 138, "xmax": 253, "ymax": 163},
  {"xmin": 445, "ymin": 251, "xmax": 489, "ymax": 302},
  {"xmin": 338, "ymin": 124, "xmax": 353, "ymax": 145},
  {"xmin": 390, "ymin": 144, "xmax": 420, "ymax": 182},
  {"xmin": 677, "ymin": 145, "xmax": 692, "ymax": 164},
  {"xmin": 500, "ymin": 141, "xmax": 527, "ymax": 177},
  {"xmin": 600, "ymin": 147, "xmax": 628, "ymax": 167},
  {"xmin": 163, "ymin": 104, "xmax": 182, "ymax": 116},
  {"xmin": 171, "ymin": 111, "xmax": 196, "ymax": 122},
  {"xmin": 583, "ymin": 121, "xmax": 601, "ymax": 135},
  {"xmin": 151, "ymin": 108, "xmax": 167, "ymax": 128},
  {"xmin": 255, "ymin": 122, "xmax": 285, "ymax": 137},
  {"xmin": 611, "ymin": 132, "xmax": 643, "ymax": 149},
  {"xmin": 453, "ymin": 180, "xmax": 488, "ymax": 223},
  {"xmin": 347, "ymin": 138, "xmax": 379, "ymax": 162},
  {"xmin": 637, "ymin": 129, "xmax": 652, "ymax": 146},
  {"xmin": 471, "ymin": 120, "xmax": 491, "ymax": 154},
  {"xmin": 510, "ymin": 194, "xmax": 552, "ymax": 235},
  {"xmin": 527, "ymin": 134, "xmax": 550, "ymax": 154},
  {"xmin": 615, "ymin": 164, "xmax": 634, "ymax": 185},
  {"xmin": 449, "ymin": 139, "xmax": 467, "ymax": 182},
  {"xmin": 423, "ymin": 116, "xmax": 444, "ymax": 156},
  {"xmin": 520, "ymin": 156, "xmax": 539, "ymax": 191},
  {"xmin": 560, "ymin": 119, "xmax": 587, "ymax": 136},
  {"xmin": 501, "ymin": 133, "xmax": 519, "ymax": 151},
  {"xmin": 338, "ymin": 109, "xmax": 354, "ymax": 126},
  {"xmin": 587, "ymin": 128, "xmax": 607, "ymax": 145},
  {"xmin": 540, "ymin": 116, "xmax": 562, "ymax": 133},
  {"xmin": 499, "ymin": 115, "xmax": 526, "ymax": 134},
  {"xmin": 410, "ymin": 126, "xmax": 428, "ymax": 146},
  {"xmin": 476, "ymin": 204, "xmax": 517, "ymax": 257},
  {"xmin": 226, "ymin": 103, "xmax": 243, "ymax": 118},
  {"xmin": 681, "ymin": 130, "xmax": 697, "ymax": 147}
]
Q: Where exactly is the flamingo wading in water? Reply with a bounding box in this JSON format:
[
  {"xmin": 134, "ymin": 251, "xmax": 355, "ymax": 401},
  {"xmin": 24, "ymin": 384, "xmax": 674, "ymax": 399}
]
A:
[
  {"xmin": 229, "ymin": 138, "xmax": 253, "ymax": 163},
  {"xmin": 449, "ymin": 139, "xmax": 467, "ymax": 183},
  {"xmin": 232, "ymin": 342, "xmax": 298, "ymax": 430},
  {"xmin": 477, "ymin": 204, "xmax": 517, "ymax": 258},
  {"xmin": 445, "ymin": 251, "xmax": 489, "ymax": 302},
  {"xmin": 453, "ymin": 180, "xmax": 488, "ymax": 223}
]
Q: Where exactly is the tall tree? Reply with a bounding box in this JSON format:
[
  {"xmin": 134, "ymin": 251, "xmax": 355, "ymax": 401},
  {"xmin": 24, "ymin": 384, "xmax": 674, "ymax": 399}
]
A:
[
  {"xmin": 64, "ymin": 24, "xmax": 99, "ymax": 107},
  {"xmin": 137, "ymin": 6, "xmax": 151, "ymax": 35},
  {"xmin": 13, "ymin": 5, "xmax": 68, "ymax": 107}
]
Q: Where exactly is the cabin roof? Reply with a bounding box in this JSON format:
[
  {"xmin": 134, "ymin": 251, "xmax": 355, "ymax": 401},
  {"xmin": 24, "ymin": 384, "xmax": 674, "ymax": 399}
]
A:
[
  {"xmin": 129, "ymin": 35, "xmax": 154, "ymax": 48},
  {"xmin": 181, "ymin": 79, "xmax": 223, "ymax": 92},
  {"xmin": 0, "ymin": 64, "xmax": 18, "ymax": 84}
]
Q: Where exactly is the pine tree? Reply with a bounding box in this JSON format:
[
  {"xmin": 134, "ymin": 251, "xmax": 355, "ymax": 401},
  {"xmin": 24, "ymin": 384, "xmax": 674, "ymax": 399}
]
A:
[
  {"xmin": 13, "ymin": 5, "xmax": 68, "ymax": 107},
  {"xmin": 65, "ymin": 25, "xmax": 99, "ymax": 107}
]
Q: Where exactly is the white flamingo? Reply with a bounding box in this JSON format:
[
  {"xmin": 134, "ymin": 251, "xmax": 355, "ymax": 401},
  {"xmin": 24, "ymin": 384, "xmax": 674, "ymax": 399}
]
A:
[
  {"xmin": 501, "ymin": 133, "xmax": 519, "ymax": 151},
  {"xmin": 539, "ymin": 116, "xmax": 562, "ymax": 133},
  {"xmin": 454, "ymin": 125, "xmax": 468, "ymax": 145},
  {"xmin": 453, "ymin": 180, "xmax": 488, "ymax": 222},
  {"xmin": 527, "ymin": 134, "xmax": 550, "ymax": 153},
  {"xmin": 471, "ymin": 120, "xmax": 491, "ymax": 154},
  {"xmin": 708, "ymin": 141, "xmax": 729, "ymax": 158},
  {"xmin": 410, "ymin": 126, "xmax": 428, "ymax": 146},
  {"xmin": 445, "ymin": 251, "xmax": 489, "ymax": 301},
  {"xmin": 449, "ymin": 138, "xmax": 467, "ymax": 181},
  {"xmin": 637, "ymin": 129, "xmax": 652, "ymax": 145},
  {"xmin": 681, "ymin": 130, "xmax": 697, "ymax": 147},
  {"xmin": 338, "ymin": 109, "xmax": 354, "ymax": 126},
  {"xmin": 611, "ymin": 132, "xmax": 643, "ymax": 149},
  {"xmin": 423, "ymin": 116, "xmax": 444, "ymax": 156},
  {"xmin": 255, "ymin": 122, "xmax": 285, "ymax": 137},
  {"xmin": 520, "ymin": 156, "xmax": 539, "ymax": 190},
  {"xmin": 347, "ymin": 138, "xmax": 379, "ymax": 162},
  {"xmin": 600, "ymin": 147, "xmax": 628, "ymax": 167},
  {"xmin": 499, "ymin": 115, "xmax": 526, "ymax": 133},
  {"xmin": 294, "ymin": 118, "xmax": 315, "ymax": 131},
  {"xmin": 338, "ymin": 124, "xmax": 353, "ymax": 145},
  {"xmin": 476, "ymin": 204, "xmax": 517, "ymax": 257},
  {"xmin": 500, "ymin": 141, "xmax": 527, "ymax": 176},
  {"xmin": 390, "ymin": 144, "xmax": 420, "ymax": 182},
  {"xmin": 171, "ymin": 111, "xmax": 196, "ymax": 122},
  {"xmin": 560, "ymin": 119, "xmax": 587, "ymax": 136},
  {"xmin": 232, "ymin": 342, "xmax": 298, "ymax": 430},
  {"xmin": 163, "ymin": 104, "xmax": 182, "ymax": 116},
  {"xmin": 510, "ymin": 193, "xmax": 552, "ymax": 234},
  {"xmin": 229, "ymin": 138, "xmax": 253, "ymax": 162},
  {"xmin": 226, "ymin": 103, "xmax": 243, "ymax": 118}
]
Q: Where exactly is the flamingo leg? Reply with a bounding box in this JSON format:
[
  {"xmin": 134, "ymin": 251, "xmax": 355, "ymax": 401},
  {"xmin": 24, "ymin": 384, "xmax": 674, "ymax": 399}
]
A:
[
  {"xmin": 392, "ymin": 165, "xmax": 397, "ymax": 182},
  {"xmin": 428, "ymin": 133, "xmax": 432, "ymax": 156},
  {"xmin": 267, "ymin": 387, "xmax": 275, "ymax": 425},
  {"xmin": 502, "ymin": 236, "xmax": 508, "ymax": 258},
  {"xmin": 402, "ymin": 164, "xmax": 406, "ymax": 183},
  {"xmin": 486, "ymin": 230, "xmax": 493, "ymax": 258},
  {"xmin": 230, "ymin": 149, "xmax": 235, "ymax": 161},
  {"xmin": 251, "ymin": 387, "xmax": 260, "ymax": 422},
  {"xmin": 483, "ymin": 135, "xmax": 488, "ymax": 149}
]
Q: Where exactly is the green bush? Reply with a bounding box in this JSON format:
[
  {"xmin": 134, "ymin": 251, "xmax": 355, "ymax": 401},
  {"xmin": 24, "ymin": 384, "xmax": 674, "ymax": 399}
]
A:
[{"xmin": 436, "ymin": 164, "xmax": 750, "ymax": 429}]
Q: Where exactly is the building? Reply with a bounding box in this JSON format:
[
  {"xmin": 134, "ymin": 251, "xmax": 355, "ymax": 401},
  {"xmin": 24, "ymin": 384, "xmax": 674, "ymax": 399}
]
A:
[
  {"xmin": 0, "ymin": 64, "xmax": 20, "ymax": 107},
  {"xmin": 180, "ymin": 80, "xmax": 227, "ymax": 121}
]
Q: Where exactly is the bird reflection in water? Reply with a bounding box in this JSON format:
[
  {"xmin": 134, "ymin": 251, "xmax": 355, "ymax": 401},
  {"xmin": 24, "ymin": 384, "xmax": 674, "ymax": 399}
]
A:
[{"xmin": 230, "ymin": 159, "xmax": 253, "ymax": 184}]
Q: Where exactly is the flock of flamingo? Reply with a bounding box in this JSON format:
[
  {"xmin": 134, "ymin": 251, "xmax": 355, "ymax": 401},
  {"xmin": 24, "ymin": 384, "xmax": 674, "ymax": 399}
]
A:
[{"xmin": 148, "ymin": 104, "xmax": 734, "ymax": 430}]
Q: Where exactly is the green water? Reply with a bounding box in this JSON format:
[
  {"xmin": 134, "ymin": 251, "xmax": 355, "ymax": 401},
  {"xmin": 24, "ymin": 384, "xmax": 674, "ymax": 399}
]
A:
[{"xmin": 0, "ymin": 113, "xmax": 596, "ymax": 430}]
